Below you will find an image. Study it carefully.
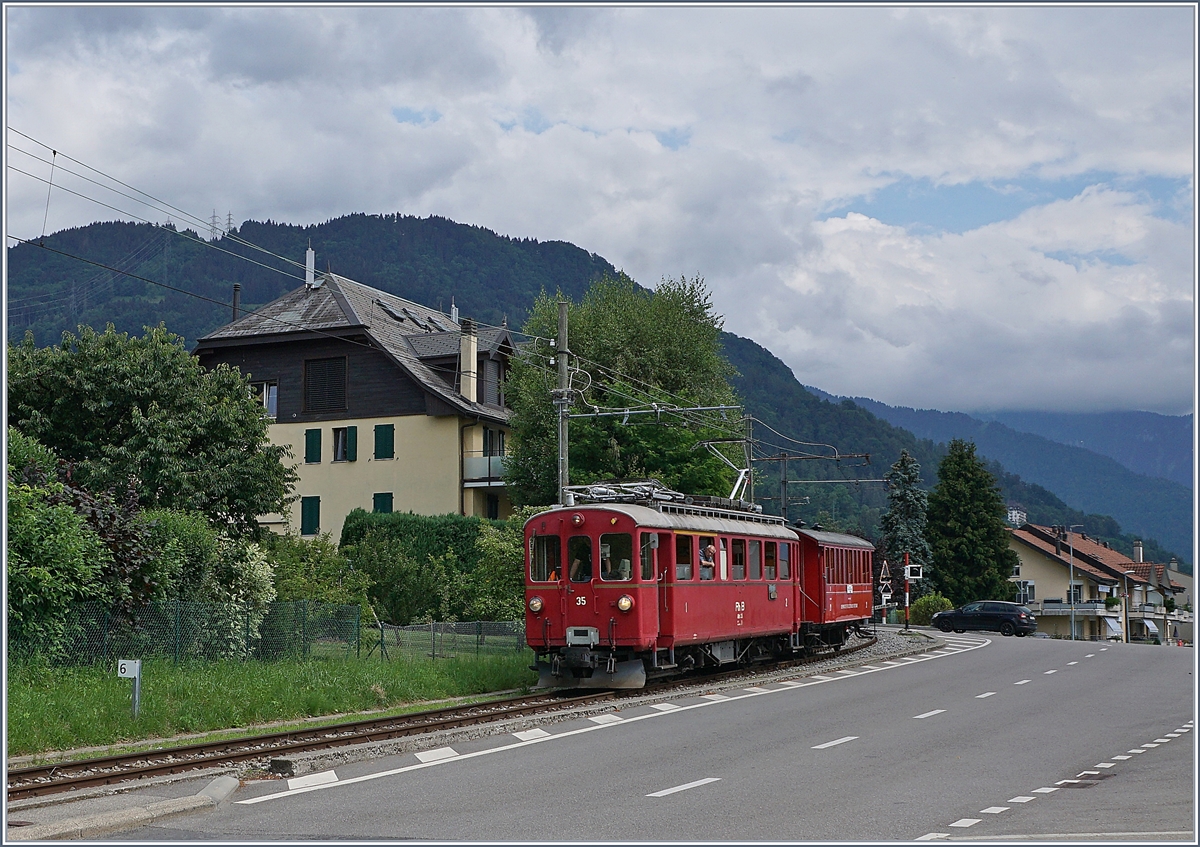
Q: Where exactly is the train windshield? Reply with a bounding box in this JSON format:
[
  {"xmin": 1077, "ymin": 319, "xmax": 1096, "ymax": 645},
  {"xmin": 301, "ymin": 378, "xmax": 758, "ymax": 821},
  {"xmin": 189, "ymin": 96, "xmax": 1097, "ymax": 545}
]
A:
[
  {"xmin": 599, "ymin": 533, "xmax": 633, "ymax": 581},
  {"xmin": 530, "ymin": 535, "xmax": 561, "ymax": 582},
  {"xmin": 568, "ymin": 535, "xmax": 593, "ymax": 582}
]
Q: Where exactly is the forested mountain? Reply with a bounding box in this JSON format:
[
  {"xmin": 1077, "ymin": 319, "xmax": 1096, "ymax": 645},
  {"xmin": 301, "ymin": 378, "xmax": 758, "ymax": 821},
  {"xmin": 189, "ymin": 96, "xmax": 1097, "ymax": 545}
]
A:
[
  {"xmin": 843, "ymin": 397, "xmax": 1192, "ymax": 565},
  {"xmin": 8, "ymin": 215, "xmax": 1188, "ymax": 568},
  {"xmin": 8, "ymin": 214, "xmax": 619, "ymax": 347},
  {"xmin": 720, "ymin": 334, "xmax": 1187, "ymax": 568}
]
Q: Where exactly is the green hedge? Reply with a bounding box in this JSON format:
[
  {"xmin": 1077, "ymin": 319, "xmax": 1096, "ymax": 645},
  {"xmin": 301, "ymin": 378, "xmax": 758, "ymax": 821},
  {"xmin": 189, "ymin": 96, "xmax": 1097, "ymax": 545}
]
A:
[{"xmin": 339, "ymin": 510, "xmax": 505, "ymax": 574}]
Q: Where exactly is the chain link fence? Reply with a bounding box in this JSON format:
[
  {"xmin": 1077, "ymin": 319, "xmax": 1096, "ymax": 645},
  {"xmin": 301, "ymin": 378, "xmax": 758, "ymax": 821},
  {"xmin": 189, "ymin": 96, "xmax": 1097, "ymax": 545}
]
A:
[{"xmin": 9, "ymin": 601, "xmax": 526, "ymax": 666}]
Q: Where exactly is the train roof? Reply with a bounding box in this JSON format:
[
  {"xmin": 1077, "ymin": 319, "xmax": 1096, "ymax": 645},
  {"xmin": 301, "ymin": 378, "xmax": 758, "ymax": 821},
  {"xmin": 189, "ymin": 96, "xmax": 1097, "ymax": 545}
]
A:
[
  {"xmin": 795, "ymin": 528, "xmax": 876, "ymax": 550},
  {"xmin": 525, "ymin": 502, "xmax": 799, "ymax": 541}
]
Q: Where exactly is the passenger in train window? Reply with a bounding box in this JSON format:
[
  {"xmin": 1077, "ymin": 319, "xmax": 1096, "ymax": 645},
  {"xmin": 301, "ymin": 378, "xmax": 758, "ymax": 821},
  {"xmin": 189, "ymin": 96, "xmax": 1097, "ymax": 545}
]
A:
[{"xmin": 699, "ymin": 538, "xmax": 717, "ymax": 581}]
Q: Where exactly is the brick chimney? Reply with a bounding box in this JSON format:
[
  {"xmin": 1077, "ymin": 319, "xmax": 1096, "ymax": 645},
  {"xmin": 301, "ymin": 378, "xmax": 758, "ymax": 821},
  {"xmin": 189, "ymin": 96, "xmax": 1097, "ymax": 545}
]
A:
[{"xmin": 459, "ymin": 318, "xmax": 477, "ymax": 402}]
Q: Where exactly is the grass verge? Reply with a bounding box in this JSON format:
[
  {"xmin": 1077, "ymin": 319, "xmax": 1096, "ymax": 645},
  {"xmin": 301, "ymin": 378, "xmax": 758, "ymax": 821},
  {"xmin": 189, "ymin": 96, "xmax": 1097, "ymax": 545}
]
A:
[{"xmin": 7, "ymin": 651, "xmax": 537, "ymax": 758}]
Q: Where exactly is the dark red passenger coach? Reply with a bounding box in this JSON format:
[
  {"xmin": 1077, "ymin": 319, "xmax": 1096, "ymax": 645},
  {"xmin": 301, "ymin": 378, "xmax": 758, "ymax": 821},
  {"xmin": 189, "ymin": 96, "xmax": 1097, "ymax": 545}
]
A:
[{"xmin": 524, "ymin": 482, "xmax": 875, "ymax": 688}]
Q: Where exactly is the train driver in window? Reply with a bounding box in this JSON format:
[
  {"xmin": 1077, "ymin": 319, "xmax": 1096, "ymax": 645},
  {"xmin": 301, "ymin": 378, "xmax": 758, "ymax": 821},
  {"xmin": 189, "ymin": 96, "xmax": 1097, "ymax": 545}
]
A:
[
  {"xmin": 699, "ymin": 539, "xmax": 717, "ymax": 581},
  {"xmin": 570, "ymin": 553, "xmax": 592, "ymax": 582}
]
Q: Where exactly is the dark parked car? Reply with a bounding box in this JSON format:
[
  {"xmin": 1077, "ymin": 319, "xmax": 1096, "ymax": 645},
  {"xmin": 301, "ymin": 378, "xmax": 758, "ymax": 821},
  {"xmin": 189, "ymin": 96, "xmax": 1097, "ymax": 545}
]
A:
[{"xmin": 931, "ymin": 601, "xmax": 1037, "ymax": 637}]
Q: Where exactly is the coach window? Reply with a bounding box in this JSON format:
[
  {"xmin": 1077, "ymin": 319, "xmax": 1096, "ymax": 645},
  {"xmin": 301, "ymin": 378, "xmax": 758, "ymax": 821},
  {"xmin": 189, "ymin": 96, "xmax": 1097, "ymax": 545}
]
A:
[
  {"xmin": 600, "ymin": 533, "xmax": 633, "ymax": 581},
  {"xmin": 531, "ymin": 535, "xmax": 561, "ymax": 582},
  {"xmin": 719, "ymin": 538, "xmax": 729, "ymax": 581},
  {"xmin": 640, "ymin": 533, "xmax": 656, "ymax": 581},
  {"xmin": 764, "ymin": 542, "xmax": 777, "ymax": 580},
  {"xmin": 675, "ymin": 535, "xmax": 694, "ymax": 580},
  {"xmin": 568, "ymin": 535, "xmax": 593, "ymax": 582},
  {"xmin": 698, "ymin": 536, "xmax": 717, "ymax": 581},
  {"xmin": 749, "ymin": 540, "xmax": 762, "ymax": 580},
  {"xmin": 732, "ymin": 538, "xmax": 746, "ymax": 580},
  {"xmin": 779, "ymin": 543, "xmax": 790, "ymax": 580}
]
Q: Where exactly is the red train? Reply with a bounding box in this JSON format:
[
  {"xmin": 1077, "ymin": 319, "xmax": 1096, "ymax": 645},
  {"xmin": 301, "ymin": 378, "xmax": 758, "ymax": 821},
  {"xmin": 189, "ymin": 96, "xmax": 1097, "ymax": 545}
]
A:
[{"xmin": 524, "ymin": 482, "xmax": 875, "ymax": 688}]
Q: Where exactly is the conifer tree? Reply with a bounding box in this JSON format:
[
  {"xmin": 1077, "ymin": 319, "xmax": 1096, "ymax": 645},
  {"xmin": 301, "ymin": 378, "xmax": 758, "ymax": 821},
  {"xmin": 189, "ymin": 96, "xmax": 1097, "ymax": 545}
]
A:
[
  {"xmin": 926, "ymin": 439, "xmax": 1019, "ymax": 606},
  {"xmin": 880, "ymin": 449, "xmax": 933, "ymax": 603}
]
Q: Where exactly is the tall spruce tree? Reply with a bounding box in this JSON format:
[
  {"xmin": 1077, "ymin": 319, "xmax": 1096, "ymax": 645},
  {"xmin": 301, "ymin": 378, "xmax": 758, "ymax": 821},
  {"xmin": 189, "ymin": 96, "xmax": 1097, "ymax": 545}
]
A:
[
  {"xmin": 880, "ymin": 450, "xmax": 933, "ymax": 603},
  {"xmin": 926, "ymin": 439, "xmax": 1018, "ymax": 606}
]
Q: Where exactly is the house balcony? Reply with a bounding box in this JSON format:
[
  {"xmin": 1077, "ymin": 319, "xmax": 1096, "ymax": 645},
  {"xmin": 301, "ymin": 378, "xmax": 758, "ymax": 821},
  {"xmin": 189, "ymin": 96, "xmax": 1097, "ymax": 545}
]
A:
[
  {"xmin": 1025, "ymin": 600, "xmax": 1111, "ymax": 615},
  {"xmin": 463, "ymin": 452, "xmax": 507, "ymax": 488}
]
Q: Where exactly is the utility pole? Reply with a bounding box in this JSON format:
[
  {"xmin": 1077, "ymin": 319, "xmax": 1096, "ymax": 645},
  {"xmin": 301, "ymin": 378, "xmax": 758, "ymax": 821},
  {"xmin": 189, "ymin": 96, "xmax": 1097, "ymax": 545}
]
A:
[
  {"xmin": 780, "ymin": 452, "xmax": 788, "ymax": 522},
  {"xmin": 555, "ymin": 301, "xmax": 570, "ymax": 505}
]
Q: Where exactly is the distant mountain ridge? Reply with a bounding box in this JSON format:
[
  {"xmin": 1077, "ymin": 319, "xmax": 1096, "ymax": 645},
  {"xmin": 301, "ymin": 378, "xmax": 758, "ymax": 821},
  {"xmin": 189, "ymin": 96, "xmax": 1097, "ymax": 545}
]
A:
[{"xmin": 843, "ymin": 397, "xmax": 1192, "ymax": 562}]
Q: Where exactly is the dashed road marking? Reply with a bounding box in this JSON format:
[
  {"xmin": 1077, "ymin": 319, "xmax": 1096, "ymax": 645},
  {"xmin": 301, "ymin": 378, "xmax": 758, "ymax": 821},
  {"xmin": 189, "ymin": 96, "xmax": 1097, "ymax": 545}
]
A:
[
  {"xmin": 979, "ymin": 806, "xmax": 1009, "ymax": 814},
  {"xmin": 1056, "ymin": 779, "xmax": 1080, "ymax": 785},
  {"xmin": 1077, "ymin": 770, "xmax": 1101, "ymax": 777},
  {"xmin": 1141, "ymin": 742, "xmax": 1160, "ymax": 748},
  {"xmin": 1043, "ymin": 669, "xmax": 1058, "ymax": 674},
  {"xmin": 778, "ymin": 680, "xmax": 804, "ymax": 687},
  {"xmin": 1100, "ymin": 647, "xmax": 1108, "ymax": 651},
  {"xmin": 742, "ymin": 686, "xmax": 772, "ymax": 693},
  {"xmin": 1165, "ymin": 732, "xmax": 1181, "ymax": 737},
  {"xmin": 975, "ymin": 692, "xmax": 995, "ymax": 699},
  {"xmin": 948, "ymin": 819, "xmax": 981, "ymax": 828},
  {"xmin": 1153, "ymin": 738, "xmax": 1172, "ymax": 743},
  {"xmin": 1067, "ymin": 661, "xmax": 1078, "ymax": 665},
  {"xmin": 1031, "ymin": 787, "xmax": 1058, "ymax": 794},
  {"xmin": 1127, "ymin": 749, "xmax": 1145, "ymax": 754},
  {"xmin": 1112, "ymin": 755, "xmax": 1131, "ymax": 760},
  {"xmin": 915, "ymin": 833, "xmax": 949, "ymax": 841},
  {"xmin": 812, "ymin": 736, "xmax": 858, "ymax": 749},
  {"xmin": 414, "ymin": 747, "xmax": 458, "ymax": 763},
  {"xmin": 646, "ymin": 777, "xmax": 720, "ymax": 797},
  {"xmin": 1008, "ymin": 796, "xmax": 1036, "ymax": 803},
  {"xmin": 589, "ymin": 713, "xmax": 623, "ymax": 724},
  {"xmin": 1095, "ymin": 762, "xmax": 1116, "ymax": 768},
  {"xmin": 913, "ymin": 709, "xmax": 946, "ymax": 719},
  {"xmin": 1014, "ymin": 679, "xmax": 1031, "ymax": 685},
  {"xmin": 1085, "ymin": 653, "xmax": 1095, "ymax": 657},
  {"xmin": 513, "ymin": 728, "xmax": 550, "ymax": 741},
  {"xmin": 288, "ymin": 770, "xmax": 337, "ymax": 790},
  {"xmin": 701, "ymin": 694, "xmax": 729, "ymax": 701},
  {"xmin": 650, "ymin": 703, "xmax": 680, "ymax": 712}
]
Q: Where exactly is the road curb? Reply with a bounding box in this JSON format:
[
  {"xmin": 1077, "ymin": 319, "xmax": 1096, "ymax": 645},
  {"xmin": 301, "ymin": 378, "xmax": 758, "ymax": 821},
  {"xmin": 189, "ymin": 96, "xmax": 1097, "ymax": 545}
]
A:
[{"xmin": 7, "ymin": 775, "xmax": 238, "ymax": 841}]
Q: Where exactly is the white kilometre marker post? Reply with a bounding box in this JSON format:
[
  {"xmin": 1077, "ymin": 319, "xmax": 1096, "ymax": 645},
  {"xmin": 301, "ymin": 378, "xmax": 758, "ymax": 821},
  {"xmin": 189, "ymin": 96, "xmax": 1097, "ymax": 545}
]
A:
[{"xmin": 117, "ymin": 658, "xmax": 142, "ymax": 719}]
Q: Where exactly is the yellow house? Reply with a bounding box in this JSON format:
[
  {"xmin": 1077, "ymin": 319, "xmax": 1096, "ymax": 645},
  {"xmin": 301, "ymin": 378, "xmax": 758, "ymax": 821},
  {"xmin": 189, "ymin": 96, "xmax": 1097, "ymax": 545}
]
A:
[
  {"xmin": 194, "ymin": 261, "xmax": 514, "ymax": 541},
  {"xmin": 1008, "ymin": 524, "xmax": 1189, "ymax": 643}
]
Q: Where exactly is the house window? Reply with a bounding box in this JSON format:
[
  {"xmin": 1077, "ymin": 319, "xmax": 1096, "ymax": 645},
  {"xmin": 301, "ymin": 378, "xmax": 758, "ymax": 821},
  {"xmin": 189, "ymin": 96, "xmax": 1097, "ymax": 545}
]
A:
[
  {"xmin": 1012, "ymin": 563, "xmax": 1021, "ymax": 578},
  {"xmin": 332, "ymin": 426, "xmax": 357, "ymax": 462},
  {"xmin": 482, "ymin": 359, "xmax": 501, "ymax": 406},
  {"xmin": 304, "ymin": 357, "xmax": 347, "ymax": 411},
  {"xmin": 250, "ymin": 381, "xmax": 278, "ymax": 418},
  {"xmin": 374, "ymin": 424, "xmax": 395, "ymax": 459},
  {"xmin": 300, "ymin": 496, "xmax": 320, "ymax": 536},
  {"xmin": 1067, "ymin": 584, "xmax": 1083, "ymax": 604},
  {"xmin": 373, "ymin": 492, "xmax": 393, "ymax": 514},
  {"xmin": 483, "ymin": 427, "xmax": 506, "ymax": 457},
  {"xmin": 486, "ymin": 493, "xmax": 499, "ymax": 520},
  {"xmin": 304, "ymin": 429, "xmax": 321, "ymax": 464},
  {"xmin": 1015, "ymin": 581, "xmax": 1035, "ymax": 604}
]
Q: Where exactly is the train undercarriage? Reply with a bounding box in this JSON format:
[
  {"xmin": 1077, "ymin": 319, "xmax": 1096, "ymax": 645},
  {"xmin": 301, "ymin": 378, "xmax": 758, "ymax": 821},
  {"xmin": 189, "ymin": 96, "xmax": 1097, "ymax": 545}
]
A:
[{"xmin": 533, "ymin": 621, "xmax": 870, "ymax": 689}]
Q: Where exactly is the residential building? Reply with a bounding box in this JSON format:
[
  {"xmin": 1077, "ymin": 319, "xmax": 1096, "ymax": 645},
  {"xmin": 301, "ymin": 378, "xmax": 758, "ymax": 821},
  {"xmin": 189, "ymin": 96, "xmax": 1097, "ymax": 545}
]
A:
[
  {"xmin": 1007, "ymin": 524, "xmax": 1191, "ymax": 643},
  {"xmin": 1006, "ymin": 505, "xmax": 1027, "ymax": 527},
  {"xmin": 194, "ymin": 254, "xmax": 515, "ymax": 542}
]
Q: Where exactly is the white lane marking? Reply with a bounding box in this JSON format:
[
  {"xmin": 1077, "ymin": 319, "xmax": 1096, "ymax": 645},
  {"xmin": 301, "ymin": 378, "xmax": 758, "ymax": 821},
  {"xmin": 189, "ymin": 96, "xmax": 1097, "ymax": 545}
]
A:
[
  {"xmin": 1032, "ymin": 787, "xmax": 1058, "ymax": 793},
  {"xmin": 1100, "ymin": 647, "xmax": 1108, "ymax": 651},
  {"xmin": 589, "ymin": 714, "xmax": 623, "ymax": 724},
  {"xmin": 513, "ymin": 728, "xmax": 550, "ymax": 741},
  {"xmin": 1165, "ymin": 732, "xmax": 1181, "ymax": 737},
  {"xmin": 1056, "ymin": 780, "xmax": 1081, "ymax": 785},
  {"xmin": 1095, "ymin": 762, "xmax": 1116, "ymax": 768},
  {"xmin": 915, "ymin": 834, "xmax": 949, "ymax": 841},
  {"xmin": 1044, "ymin": 669, "xmax": 1058, "ymax": 674},
  {"xmin": 1085, "ymin": 653, "xmax": 1095, "ymax": 657},
  {"xmin": 1153, "ymin": 738, "xmax": 1172, "ymax": 743},
  {"xmin": 287, "ymin": 770, "xmax": 337, "ymax": 790},
  {"xmin": 743, "ymin": 686, "xmax": 771, "ymax": 692},
  {"xmin": 650, "ymin": 703, "xmax": 681, "ymax": 712},
  {"xmin": 701, "ymin": 693, "xmax": 729, "ymax": 701},
  {"xmin": 975, "ymin": 692, "xmax": 996, "ymax": 699},
  {"xmin": 414, "ymin": 747, "xmax": 458, "ymax": 763},
  {"xmin": 980, "ymin": 806, "xmax": 1009, "ymax": 814},
  {"xmin": 862, "ymin": 665, "xmax": 883, "ymax": 670},
  {"xmin": 948, "ymin": 819, "xmax": 981, "ymax": 828},
  {"xmin": 882, "ymin": 660, "xmax": 902, "ymax": 666},
  {"xmin": 778, "ymin": 680, "xmax": 804, "ymax": 687},
  {"xmin": 1009, "ymin": 796, "xmax": 1036, "ymax": 803},
  {"xmin": 913, "ymin": 709, "xmax": 946, "ymax": 719},
  {"xmin": 810, "ymin": 675, "xmax": 834, "ymax": 680},
  {"xmin": 646, "ymin": 777, "xmax": 720, "ymax": 797},
  {"xmin": 1014, "ymin": 679, "xmax": 1031, "ymax": 685},
  {"xmin": 812, "ymin": 736, "xmax": 858, "ymax": 749},
  {"xmin": 1142, "ymin": 742, "xmax": 1160, "ymax": 748},
  {"xmin": 1127, "ymin": 749, "xmax": 1145, "ymax": 754},
  {"xmin": 1078, "ymin": 771, "xmax": 1100, "ymax": 776},
  {"xmin": 1112, "ymin": 755, "xmax": 1131, "ymax": 760},
  {"xmin": 1067, "ymin": 661, "xmax": 1078, "ymax": 665},
  {"xmin": 835, "ymin": 669, "xmax": 859, "ymax": 675}
]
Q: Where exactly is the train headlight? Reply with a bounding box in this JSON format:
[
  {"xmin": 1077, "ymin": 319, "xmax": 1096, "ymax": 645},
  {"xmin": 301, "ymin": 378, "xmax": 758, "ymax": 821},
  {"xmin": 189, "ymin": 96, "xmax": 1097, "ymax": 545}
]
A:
[
  {"xmin": 571, "ymin": 513, "xmax": 585, "ymax": 527},
  {"xmin": 616, "ymin": 595, "xmax": 634, "ymax": 612},
  {"xmin": 528, "ymin": 596, "xmax": 544, "ymax": 613}
]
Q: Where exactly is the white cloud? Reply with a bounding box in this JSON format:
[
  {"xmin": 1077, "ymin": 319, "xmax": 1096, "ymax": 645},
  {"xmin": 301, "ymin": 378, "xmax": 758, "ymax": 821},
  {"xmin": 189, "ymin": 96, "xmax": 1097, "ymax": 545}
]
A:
[{"xmin": 5, "ymin": 5, "xmax": 1194, "ymax": 414}]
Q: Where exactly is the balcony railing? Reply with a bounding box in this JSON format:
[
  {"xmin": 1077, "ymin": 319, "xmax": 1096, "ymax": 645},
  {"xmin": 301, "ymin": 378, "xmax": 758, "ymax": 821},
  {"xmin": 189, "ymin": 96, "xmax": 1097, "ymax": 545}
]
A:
[{"xmin": 463, "ymin": 453, "xmax": 507, "ymax": 484}]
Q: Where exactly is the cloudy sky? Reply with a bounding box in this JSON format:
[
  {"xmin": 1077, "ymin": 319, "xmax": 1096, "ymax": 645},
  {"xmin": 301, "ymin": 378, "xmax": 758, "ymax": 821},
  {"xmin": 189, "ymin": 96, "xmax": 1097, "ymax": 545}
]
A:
[{"xmin": 5, "ymin": 5, "xmax": 1195, "ymax": 415}]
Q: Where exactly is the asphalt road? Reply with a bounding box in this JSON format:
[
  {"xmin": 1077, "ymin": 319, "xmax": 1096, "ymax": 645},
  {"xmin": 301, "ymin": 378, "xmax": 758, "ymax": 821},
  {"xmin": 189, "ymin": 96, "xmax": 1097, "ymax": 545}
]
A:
[{"xmin": 102, "ymin": 634, "xmax": 1195, "ymax": 841}]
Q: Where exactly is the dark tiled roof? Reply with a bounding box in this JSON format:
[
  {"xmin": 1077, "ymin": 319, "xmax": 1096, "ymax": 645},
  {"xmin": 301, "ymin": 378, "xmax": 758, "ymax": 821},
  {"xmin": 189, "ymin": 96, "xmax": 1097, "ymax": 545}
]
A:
[
  {"xmin": 197, "ymin": 273, "xmax": 512, "ymax": 423},
  {"xmin": 1009, "ymin": 527, "xmax": 1118, "ymax": 584}
]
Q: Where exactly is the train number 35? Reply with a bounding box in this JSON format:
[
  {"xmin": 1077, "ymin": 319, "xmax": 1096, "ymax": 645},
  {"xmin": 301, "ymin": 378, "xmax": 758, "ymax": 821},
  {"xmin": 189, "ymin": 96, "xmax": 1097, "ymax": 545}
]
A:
[{"xmin": 576, "ymin": 596, "xmax": 587, "ymax": 606}]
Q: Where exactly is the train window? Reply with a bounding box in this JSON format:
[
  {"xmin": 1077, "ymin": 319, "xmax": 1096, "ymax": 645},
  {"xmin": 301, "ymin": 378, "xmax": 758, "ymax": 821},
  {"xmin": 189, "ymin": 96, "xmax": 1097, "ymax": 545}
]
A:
[
  {"xmin": 731, "ymin": 539, "xmax": 746, "ymax": 580},
  {"xmin": 599, "ymin": 534, "xmax": 633, "ymax": 581},
  {"xmin": 719, "ymin": 538, "xmax": 729, "ymax": 581},
  {"xmin": 530, "ymin": 535, "xmax": 561, "ymax": 582},
  {"xmin": 698, "ymin": 536, "xmax": 716, "ymax": 581},
  {"xmin": 640, "ymin": 533, "xmax": 655, "ymax": 581},
  {"xmin": 568, "ymin": 535, "xmax": 593, "ymax": 582},
  {"xmin": 764, "ymin": 542, "xmax": 777, "ymax": 580},
  {"xmin": 675, "ymin": 535, "xmax": 693, "ymax": 580},
  {"xmin": 749, "ymin": 540, "xmax": 762, "ymax": 580},
  {"xmin": 779, "ymin": 543, "xmax": 790, "ymax": 579}
]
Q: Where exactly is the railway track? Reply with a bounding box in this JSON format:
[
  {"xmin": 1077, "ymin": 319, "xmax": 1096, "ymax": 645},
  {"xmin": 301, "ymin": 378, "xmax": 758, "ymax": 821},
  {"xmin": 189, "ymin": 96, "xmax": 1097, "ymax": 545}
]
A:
[{"xmin": 8, "ymin": 634, "xmax": 879, "ymax": 802}]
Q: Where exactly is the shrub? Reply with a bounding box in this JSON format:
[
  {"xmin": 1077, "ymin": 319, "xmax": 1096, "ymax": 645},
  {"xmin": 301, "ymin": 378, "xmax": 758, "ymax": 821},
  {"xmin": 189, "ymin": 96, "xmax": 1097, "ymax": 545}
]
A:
[
  {"xmin": 264, "ymin": 532, "xmax": 372, "ymax": 612},
  {"xmin": 910, "ymin": 592, "xmax": 954, "ymax": 626}
]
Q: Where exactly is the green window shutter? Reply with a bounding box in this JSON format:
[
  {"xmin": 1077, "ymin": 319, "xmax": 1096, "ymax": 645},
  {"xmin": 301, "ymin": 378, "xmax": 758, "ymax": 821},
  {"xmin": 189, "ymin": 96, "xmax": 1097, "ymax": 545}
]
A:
[
  {"xmin": 300, "ymin": 496, "xmax": 320, "ymax": 535},
  {"xmin": 373, "ymin": 492, "xmax": 393, "ymax": 514},
  {"xmin": 305, "ymin": 429, "xmax": 321, "ymax": 463},
  {"xmin": 374, "ymin": 424, "xmax": 395, "ymax": 459},
  {"xmin": 346, "ymin": 425, "xmax": 357, "ymax": 461}
]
